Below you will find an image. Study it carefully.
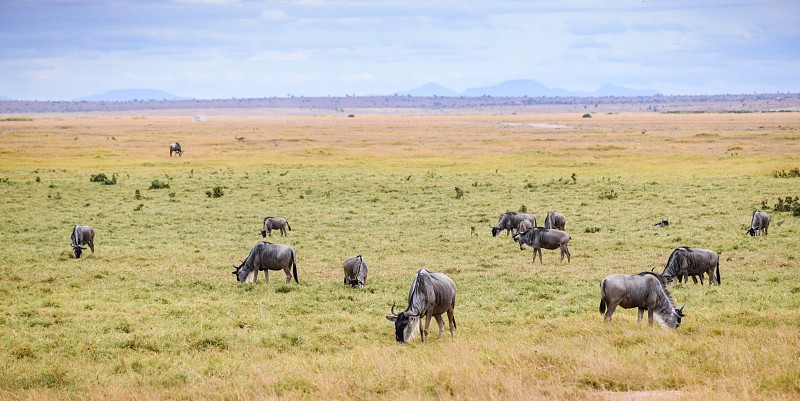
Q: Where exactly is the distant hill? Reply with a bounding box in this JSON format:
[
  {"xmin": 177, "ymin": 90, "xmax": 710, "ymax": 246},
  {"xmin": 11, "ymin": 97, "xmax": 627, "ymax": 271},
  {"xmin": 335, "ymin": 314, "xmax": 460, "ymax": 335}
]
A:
[
  {"xmin": 0, "ymin": 95, "xmax": 10, "ymax": 101},
  {"xmin": 594, "ymin": 84, "xmax": 659, "ymax": 97},
  {"xmin": 398, "ymin": 83, "xmax": 460, "ymax": 97},
  {"xmin": 76, "ymin": 89, "xmax": 185, "ymax": 102},
  {"xmin": 420, "ymin": 79, "xmax": 659, "ymax": 97}
]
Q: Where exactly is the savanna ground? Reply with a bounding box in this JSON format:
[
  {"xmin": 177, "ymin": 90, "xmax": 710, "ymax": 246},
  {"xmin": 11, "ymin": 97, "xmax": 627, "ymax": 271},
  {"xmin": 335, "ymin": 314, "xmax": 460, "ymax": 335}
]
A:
[{"xmin": 1, "ymin": 109, "xmax": 799, "ymax": 400}]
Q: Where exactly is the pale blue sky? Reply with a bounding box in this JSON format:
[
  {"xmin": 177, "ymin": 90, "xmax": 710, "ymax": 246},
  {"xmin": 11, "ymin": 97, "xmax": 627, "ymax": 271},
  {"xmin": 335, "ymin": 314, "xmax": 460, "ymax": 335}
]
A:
[{"xmin": 1, "ymin": 0, "xmax": 798, "ymax": 100}]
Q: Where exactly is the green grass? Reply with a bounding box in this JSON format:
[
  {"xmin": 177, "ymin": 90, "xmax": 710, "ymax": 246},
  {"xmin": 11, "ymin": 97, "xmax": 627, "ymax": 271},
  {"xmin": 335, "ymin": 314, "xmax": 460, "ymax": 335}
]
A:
[{"xmin": 1, "ymin": 114, "xmax": 799, "ymax": 400}]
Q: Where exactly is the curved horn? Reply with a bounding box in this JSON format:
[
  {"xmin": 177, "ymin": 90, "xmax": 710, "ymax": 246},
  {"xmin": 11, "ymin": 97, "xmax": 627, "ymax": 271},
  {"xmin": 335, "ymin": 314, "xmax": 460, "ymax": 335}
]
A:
[{"xmin": 391, "ymin": 302, "xmax": 399, "ymax": 316}]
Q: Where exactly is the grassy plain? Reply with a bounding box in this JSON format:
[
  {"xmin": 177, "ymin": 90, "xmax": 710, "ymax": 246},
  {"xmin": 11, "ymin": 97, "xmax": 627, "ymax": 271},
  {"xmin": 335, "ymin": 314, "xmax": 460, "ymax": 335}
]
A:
[{"xmin": 1, "ymin": 110, "xmax": 799, "ymax": 400}]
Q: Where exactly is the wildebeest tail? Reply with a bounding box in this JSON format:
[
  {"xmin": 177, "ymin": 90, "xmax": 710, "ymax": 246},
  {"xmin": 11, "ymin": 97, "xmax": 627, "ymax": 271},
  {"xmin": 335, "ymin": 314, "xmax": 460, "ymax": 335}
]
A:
[
  {"xmin": 292, "ymin": 249, "xmax": 299, "ymax": 284},
  {"xmin": 599, "ymin": 279, "xmax": 607, "ymax": 313},
  {"xmin": 286, "ymin": 221, "xmax": 292, "ymax": 231},
  {"xmin": 716, "ymin": 261, "xmax": 721, "ymax": 285},
  {"xmin": 453, "ymin": 316, "xmax": 457, "ymax": 330}
]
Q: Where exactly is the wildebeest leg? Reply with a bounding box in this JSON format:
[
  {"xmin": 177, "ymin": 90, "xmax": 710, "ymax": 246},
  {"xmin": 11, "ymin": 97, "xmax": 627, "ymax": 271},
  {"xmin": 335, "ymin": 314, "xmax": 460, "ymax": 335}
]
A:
[
  {"xmin": 447, "ymin": 309, "xmax": 455, "ymax": 339},
  {"xmin": 699, "ymin": 274, "xmax": 705, "ymax": 286},
  {"xmin": 284, "ymin": 267, "xmax": 292, "ymax": 284},
  {"xmin": 561, "ymin": 244, "xmax": 570, "ymax": 263},
  {"xmin": 88, "ymin": 241, "xmax": 95, "ymax": 253},
  {"xmin": 604, "ymin": 302, "xmax": 619, "ymax": 323},
  {"xmin": 691, "ymin": 276, "xmax": 698, "ymax": 284},
  {"xmin": 647, "ymin": 309, "xmax": 654, "ymax": 325},
  {"xmin": 422, "ymin": 314, "xmax": 433, "ymax": 342},
  {"xmin": 434, "ymin": 315, "xmax": 445, "ymax": 339},
  {"xmin": 637, "ymin": 308, "xmax": 644, "ymax": 324}
]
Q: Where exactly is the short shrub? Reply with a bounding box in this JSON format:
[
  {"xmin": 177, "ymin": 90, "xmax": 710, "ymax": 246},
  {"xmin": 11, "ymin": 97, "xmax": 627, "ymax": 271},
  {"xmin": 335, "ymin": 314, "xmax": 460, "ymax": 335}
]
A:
[
  {"xmin": 149, "ymin": 179, "xmax": 169, "ymax": 190},
  {"xmin": 90, "ymin": 173, "xmax": 117, "ymax": 185},
  {"xmin": 206, "ymin": 186, "xmax": 224, "ymax": 198}
]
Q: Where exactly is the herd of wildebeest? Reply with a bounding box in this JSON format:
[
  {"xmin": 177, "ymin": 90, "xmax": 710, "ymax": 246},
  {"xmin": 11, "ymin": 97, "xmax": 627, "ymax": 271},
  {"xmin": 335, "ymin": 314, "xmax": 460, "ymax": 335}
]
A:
[{"xmin": 67, "ymin": 143, "xmax": 774, "ymax": 342}]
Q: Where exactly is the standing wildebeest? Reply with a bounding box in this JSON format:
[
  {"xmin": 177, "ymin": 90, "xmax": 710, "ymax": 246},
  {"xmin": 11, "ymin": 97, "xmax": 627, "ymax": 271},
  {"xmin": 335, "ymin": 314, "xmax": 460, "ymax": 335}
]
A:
[
  {"xmin": 343, "ymin": 254, "xmax": 368, "ymax": 288},
  {"xmin": 513, "ymin": 227, "xmax": 571, "ymax": 264},
  {"xmin": 232, "ymin": 241, "xmax": 298, "ymax": 284},
  {"xmin": 492, "ymin": 212, "xmax": 536, "ymax": 237},
  {"xmin": 261, "ymin": 217, "xmax": 292, "ymax": 237},
  {"xmin": 661, "ymin": 246, "xmax": 720, "ymax": 286},
  {"xmin": 70, "ymin": 225, "xmax": 95, "ymax": 259},
  {"xmin": 747, "ymin": 211, "xmax": 770, "ymax": 236},
  {"xmin": 169, "ymin": 142, "xmax": 182, "ymax": 157},
  {"xmin": 544, "ymin": 211, "xmax": 566, "ymax": 231},
  {"xmin": 386, "ymin": 269, "xmax": 456, "ymax": 343},
  {"xmin": 599, "ymin": 272, "xmax": 686, "ymax": 329}
]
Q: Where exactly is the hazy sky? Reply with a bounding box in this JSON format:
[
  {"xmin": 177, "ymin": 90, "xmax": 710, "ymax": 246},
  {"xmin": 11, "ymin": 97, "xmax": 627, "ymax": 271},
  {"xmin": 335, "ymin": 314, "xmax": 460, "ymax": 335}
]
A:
[{"xmin": 1, "ymin": 0, "xmax": 798, "ymax": 100}]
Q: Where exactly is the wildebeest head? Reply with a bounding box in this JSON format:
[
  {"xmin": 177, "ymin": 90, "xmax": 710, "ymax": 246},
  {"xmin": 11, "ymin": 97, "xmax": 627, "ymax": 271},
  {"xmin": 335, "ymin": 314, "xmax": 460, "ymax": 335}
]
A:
[
  {"xmin": 347, "ymin": 278, "xmax": 363, "ymax": 288},
  {"xmin": 261, "ymin": 230, "xmax": 267, "ymax": 238},
  {"xmin": 491, "ymin": 226, "xmax": 501, "ymax": 237},
  {"xmin": 673, "ymin": 303, "xmax": 687, "ymax": 327},
  {"xmin": 231, "ymin": 261, "xmax": 253, "ymax": 283},
  {"xmin": 746, "ymin": 227, "xmax": 756, "ymax": 236},
  {"xmin": 385, "ymin": 302, "xmax": 420, "ymax": 343},
  {"xmin": 73, "ymin": 245, "xmax": 86, "ymax": 259}
]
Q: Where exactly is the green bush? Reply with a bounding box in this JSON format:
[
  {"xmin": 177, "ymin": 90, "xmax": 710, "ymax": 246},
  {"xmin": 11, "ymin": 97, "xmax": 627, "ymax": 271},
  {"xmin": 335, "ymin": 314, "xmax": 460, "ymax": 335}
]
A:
[
  {"xmin": 206, "ymin": 186, "xmax": 224, "ymax": 198},
  {"xmin": 90, "ymin": 172, "xmax": 117, "ymax": 185},
  {"xmin": 149, "ymin": 179, "xmax": 170, "ymax": 190}
]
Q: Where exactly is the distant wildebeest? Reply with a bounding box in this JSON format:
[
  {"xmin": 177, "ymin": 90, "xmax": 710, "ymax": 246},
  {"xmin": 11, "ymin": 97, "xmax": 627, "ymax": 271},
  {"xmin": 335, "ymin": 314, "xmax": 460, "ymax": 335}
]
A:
[
  {"xmin": 232, "ymin": 241, "xmax": 298, "ymax": 284},
  {"xmin": 261, "ymin": 217, "xmax": 291, "ymax": 237},
  {"xmin": 517, "ymin": 219, "xmax": 533, "ymax": 236},
  {"xmin": 343, "ymin": 254, "xmax": 368, "ymax": 288},
  {"xmin": 70, "ymin": 225, "xmax": 95, "ymax": 259},
  {"xmin": 169, "ymin": 142, "xmax": 183, "ymax": 157},
  {"xmin": 747, "ymin": 211, "xmax": 770, "ymax": 236},
  {"xmin": 386, "ymin": 269, "xmax": 456, "ymax": 343},
  {"xmin": 599, "ymin": 272, "xmax": 686, "ymax": 329},
  {"xmin": 654, "ymin": 219, "xmax": 669, "ymax": 227},
  {"xmin": 544, "ymin": 211, "xmax": 566, "ymax": 231},
  {"xmin": 661, "ymin": 246, "xmax": 720, "ymax": 286},
  {"xmin": 513, "ymin": 227, "xmax": 571, "ymax": 264},
  {"xmin": 492, "ymin": 212, "xmax": 536, "ymax": 237}
]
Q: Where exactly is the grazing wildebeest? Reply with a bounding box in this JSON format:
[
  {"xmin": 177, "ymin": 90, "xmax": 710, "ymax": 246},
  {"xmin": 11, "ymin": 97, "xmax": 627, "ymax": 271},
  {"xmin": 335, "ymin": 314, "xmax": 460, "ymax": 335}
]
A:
[
  {"xmin": 513, "ymin": 227, "xmax": 571, "ymax": 264},
  {"xmin": 661, "ymin": 246, "xmax": 720, "ymax": 286},
  {"xmin": 517, "ymin": 219, "xmax": 533, "ymax": 235},
  {"xmin": 169, "ymin": 142, "xmax": 183, "ymax": 157},
  {"xmin": 747, "ymin": 211, "xmax": 770, "ymax": 236},
  {"xmin": 654, "ymin": 219, "xmax": 669, "ymax": 227},
  {"xmin": 386, "ymin": 269, "xmax": 456, "ymax": 343},
  {"xmin": 343, "ymin": 254, "xmax": 368, "ymax": 288},
  {"xmin": 544, "ymin": 211, "xmax": 566, "ymax": 231},
  {"xmin": 261, "ymin": 217, "xmax": 291, "ymax": 238},
  {"xmin": 492, "ymin": 212, "xmax": 536, "ymax": 237},
  {"xmin": 70, "ymin": 225, "xmax": 95, "ymax": 259},
  {"xmin": 232, "ymin": 241, "xmax": 298, "ymax": 284},
  {"xmin": 599, "ymin": 272, "xmax": 686, "ymax": 329}
]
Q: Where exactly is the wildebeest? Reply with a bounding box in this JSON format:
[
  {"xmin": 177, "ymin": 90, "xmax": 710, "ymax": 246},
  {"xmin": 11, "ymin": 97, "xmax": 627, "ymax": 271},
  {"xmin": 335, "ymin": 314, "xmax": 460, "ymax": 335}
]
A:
[
  {"xmin": 661, "ymin": 246, "xmax": 720, "ymax": 286},
  {"xmin": 70, "ymin": 225, "xmax": 95, "ymax": 259},
  {"xmin": 386, "ymin": 269, "xmax": 456, "ymax": 343},
  {"xmin": 544, "ymin": 211, "xmax": 566, "ymax": 231},
  {"xmin": 232, "ymin": 241, "xmax": 298, "ymax": 284},
  {"xmin": 513, "ymin": 227, "xmax": 571, "ymax": 264},
  {"xmin": 492, "ymin": 212, "xmax": 536, "ymax": 237},
  {"xmin": 747, "ymin": 211, "xmax": 770, "ymax": 236},
  {"xmin": 599, "ymin": 272, "xmax": 686, "ymax": 329},
  {"xmin": 343, "ymin": 254, "xmax": 368, "ymax": 288},
  {"xmin": 261, "ymin": 217, "xmax": 291, "ymax": 237},
  {"xmin": 517, "ymin": 219, "xmax": 533, "ymax": 235},
  {"xmin": 169, "ymin": 142, "xmax": 183, "ymax": 157},
  {"xmin": 654, "ymin": 219, "xmax": 669, "ymax": 227}
]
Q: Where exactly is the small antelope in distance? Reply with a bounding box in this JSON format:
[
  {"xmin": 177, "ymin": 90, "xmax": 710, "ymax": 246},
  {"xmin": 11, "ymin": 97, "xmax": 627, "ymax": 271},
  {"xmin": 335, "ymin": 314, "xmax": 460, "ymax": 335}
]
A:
[{"xmin": 235, "ymin": 135, "xmax": 246, "ymax": 142}]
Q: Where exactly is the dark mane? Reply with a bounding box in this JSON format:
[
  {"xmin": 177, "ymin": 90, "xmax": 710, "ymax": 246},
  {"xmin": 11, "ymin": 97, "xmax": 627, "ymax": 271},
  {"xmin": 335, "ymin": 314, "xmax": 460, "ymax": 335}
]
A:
[{"xmin": 637, "ymin": 271, "xmax": 674, "ymax": 302}]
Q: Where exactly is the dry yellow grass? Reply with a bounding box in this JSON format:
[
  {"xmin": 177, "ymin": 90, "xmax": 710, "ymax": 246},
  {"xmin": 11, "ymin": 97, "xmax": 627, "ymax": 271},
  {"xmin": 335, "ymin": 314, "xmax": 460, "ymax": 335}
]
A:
[{"xmin": 0, "ymin": 110, "xmax": 799, "ymax": 400}]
